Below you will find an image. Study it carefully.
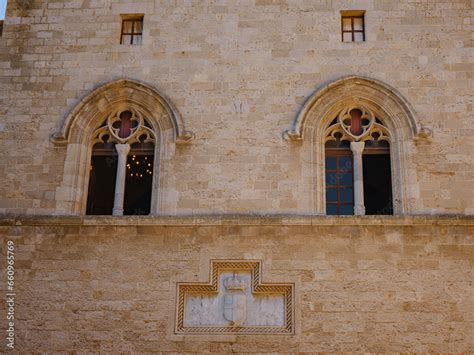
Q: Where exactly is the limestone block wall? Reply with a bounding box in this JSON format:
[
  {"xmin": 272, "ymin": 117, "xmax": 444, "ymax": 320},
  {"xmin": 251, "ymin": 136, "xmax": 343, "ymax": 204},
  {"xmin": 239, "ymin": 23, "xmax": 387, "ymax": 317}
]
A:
[
  {"xmin": 0, "ymin": 216, "xmax": 473, "ymax": 352},
  {"xmin": 0, "ymin": 0, "xmax": 472, "ymax": 215}
]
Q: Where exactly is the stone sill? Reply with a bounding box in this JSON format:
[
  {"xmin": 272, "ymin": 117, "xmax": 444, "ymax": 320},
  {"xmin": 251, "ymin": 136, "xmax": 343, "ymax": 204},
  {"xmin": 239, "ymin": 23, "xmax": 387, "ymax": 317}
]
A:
[{"xmin": 0, "ymin": 214, "xmax": 473, "ymax": 227}]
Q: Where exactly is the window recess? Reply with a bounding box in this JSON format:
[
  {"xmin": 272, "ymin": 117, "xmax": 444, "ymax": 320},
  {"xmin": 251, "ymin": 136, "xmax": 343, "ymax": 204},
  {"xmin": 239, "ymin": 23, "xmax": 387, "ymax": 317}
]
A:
[
  {"xmin": 341, "ymin": 10, "xmax": 365, "ymax": 42},
  {"xmin": 120, "ymin": 14, "xmax": 144, "ymax": 45}
]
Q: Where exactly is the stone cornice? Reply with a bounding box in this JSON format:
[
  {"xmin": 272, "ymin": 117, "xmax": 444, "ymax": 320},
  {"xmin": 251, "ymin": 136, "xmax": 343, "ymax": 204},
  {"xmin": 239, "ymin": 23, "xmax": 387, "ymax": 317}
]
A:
[{"xmin": 0, "ymin": 215, "xmax": 473, "ymax": 227}]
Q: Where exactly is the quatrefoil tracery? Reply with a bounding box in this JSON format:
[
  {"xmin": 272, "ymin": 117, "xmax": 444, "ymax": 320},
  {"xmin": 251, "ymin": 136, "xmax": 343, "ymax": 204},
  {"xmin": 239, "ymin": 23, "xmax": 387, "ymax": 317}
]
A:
[
  {"xmin": 92, "ymin": 109, "xmax": 156, "ymax": 146},
  {"xmin": 338, "ymin": 105, "xmax": 374, "ymax": 140},
  {"xmin": 325, "ymin": 105, "xmax": 390, "ymax": 145}
]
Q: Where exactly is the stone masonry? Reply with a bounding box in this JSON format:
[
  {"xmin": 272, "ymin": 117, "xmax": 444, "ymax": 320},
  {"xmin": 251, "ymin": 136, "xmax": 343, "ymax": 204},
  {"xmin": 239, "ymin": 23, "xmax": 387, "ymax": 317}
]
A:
[
  {"xmin": 0, "ymin": 0, "xmax": 472, "ymax": 215},
  {"xmin": 0, "ymin": 216, "xmax": 473, "ymax": 352},
  {"xmin": 0, "ymin": 0, "xmax": 473, "ymax": 353}
]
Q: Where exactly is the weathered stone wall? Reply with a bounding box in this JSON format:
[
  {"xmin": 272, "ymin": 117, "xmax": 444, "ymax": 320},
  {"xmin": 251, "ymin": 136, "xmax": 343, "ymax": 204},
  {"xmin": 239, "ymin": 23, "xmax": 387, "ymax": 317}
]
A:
[
  {"xmin": 0, "ymin": 0, "xmax": 472, "ymax": 215},
  {"xmin": 0, "ymin": 216, "xmax": 472, "ymax": 352}
]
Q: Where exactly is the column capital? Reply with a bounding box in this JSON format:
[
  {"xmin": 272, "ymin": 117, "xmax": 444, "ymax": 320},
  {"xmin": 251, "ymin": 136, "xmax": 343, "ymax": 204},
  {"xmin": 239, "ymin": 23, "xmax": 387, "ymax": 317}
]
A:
[
  {"xmin": 115, "ymin": 143, "xmax": 131, "ymax": 155},
  {"xmin": 350, "ymin": 141, "xmax": 365, "ymax": 154}
]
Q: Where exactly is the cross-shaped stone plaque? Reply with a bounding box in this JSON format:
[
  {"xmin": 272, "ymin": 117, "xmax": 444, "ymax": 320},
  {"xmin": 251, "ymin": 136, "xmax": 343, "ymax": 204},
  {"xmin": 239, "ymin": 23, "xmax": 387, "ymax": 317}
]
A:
[{"xmin": 175, "ymin": 260, "xmax": 294, "ymax": 334}]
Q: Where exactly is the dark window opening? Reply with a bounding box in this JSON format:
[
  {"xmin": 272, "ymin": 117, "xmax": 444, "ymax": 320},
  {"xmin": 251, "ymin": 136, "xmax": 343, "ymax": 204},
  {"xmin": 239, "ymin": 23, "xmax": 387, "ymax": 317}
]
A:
[
  {"xmin": 0, "ymin": 20, "xmax": 4, "ymax": 37},
  {"xmin": 120, "ymin": 15, "xmax": 143, "ymax": 45},
  {"xmin": 86, "ymin": 140, "xmax": 154, "ymax": 216},
  {"xmin": 124, "ymin": 148, "xmax": 154, "ymax": 215},
  {"xmin": 86, "ymin": 153, "xmax": 118, "ymax": 215},
  {"xmin": 341, "ymin": 11, "xmax": 365, "ymax": 42},
  {"xmin": 363, "ymin": 153, "xmax": 393, "ymax": 215}
]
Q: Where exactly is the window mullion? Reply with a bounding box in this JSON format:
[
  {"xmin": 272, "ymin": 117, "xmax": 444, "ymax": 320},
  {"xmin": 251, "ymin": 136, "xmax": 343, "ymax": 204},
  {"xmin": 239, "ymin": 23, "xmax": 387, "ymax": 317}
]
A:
[
  {"xmin": 131, "ymin": 21, "xmax": 135, "ymax": 45},
  {"xmin": 112, "ymin": 143, "xmax": 131, "ymax": 216},
  {"xmin": 351, "ymin": 17, "xmax": 355, "ymax": 42}
]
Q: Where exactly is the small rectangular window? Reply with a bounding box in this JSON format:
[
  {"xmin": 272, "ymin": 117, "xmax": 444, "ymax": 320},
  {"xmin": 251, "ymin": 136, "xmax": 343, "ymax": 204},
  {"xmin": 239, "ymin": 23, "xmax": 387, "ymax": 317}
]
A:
[
  {"xmin": 120, "ymin": 15, "xmax": 144, "ymax": 45},
  {"xmin": 341, "ymin": 10, "xmax": 365, "ymax": 42},
  {"xmin": 0, "ymin": 21, "xmax": 4, "ymax": 37}
]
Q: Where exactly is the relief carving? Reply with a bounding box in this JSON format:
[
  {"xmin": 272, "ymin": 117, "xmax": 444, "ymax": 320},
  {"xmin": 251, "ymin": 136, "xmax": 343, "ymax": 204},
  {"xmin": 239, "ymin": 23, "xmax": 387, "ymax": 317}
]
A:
[
  {"xmin": 175, "ymin": 260, "xmax": 294, "ymax": 334},
  {"xmin": 223, "ymin": 273, "xmax": 247, "ymax": 326}
]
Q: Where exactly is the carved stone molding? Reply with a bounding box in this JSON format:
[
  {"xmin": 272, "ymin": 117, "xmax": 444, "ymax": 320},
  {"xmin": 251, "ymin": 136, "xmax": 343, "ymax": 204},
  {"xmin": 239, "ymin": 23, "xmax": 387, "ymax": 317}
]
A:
[
  {"xmin": 51, "ymin": 79, "xmax": 193, "ymax": 146},
  {"xmin": 414, "ymin": 126, "xmax": 433, "ymax": 144},
  {"xmin": 175, "ymin": 260, "xmax": 294, "ymax": 335},
  {"xmin": 283, "ymin": 75, "xmax": 422, "ymax": 142},
  {"xmin": 282, "ymin": 129, "xmax": 303, "ymax": 142},
  {"xmin": 175, "ymin": 130, "xmax": 195, "ymax": 144}
]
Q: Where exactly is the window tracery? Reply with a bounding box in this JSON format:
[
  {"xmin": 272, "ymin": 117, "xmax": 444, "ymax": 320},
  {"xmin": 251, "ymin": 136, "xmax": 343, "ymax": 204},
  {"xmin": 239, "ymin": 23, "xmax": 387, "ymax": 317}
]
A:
[
  {"xmin": 324, "ymin": 105, "xmax": 393, "ymax": 215},
  {"xmin": 283, "ymin": 75, "xmax": 428, "ymax": 215},
  {"xmin": 92, "ymin": 109, "xmax": 155, "ymax": 146},
  {"xmin": 87, "ymin": 109, "xmax": 156, "ymax": 216},
  {"xmin": 53, "ymin": 79, "xmax": 193, "ymax": 215},
  {"xmin": 325, "ymin": 106, "xmax": 390, "ymax": 144}
]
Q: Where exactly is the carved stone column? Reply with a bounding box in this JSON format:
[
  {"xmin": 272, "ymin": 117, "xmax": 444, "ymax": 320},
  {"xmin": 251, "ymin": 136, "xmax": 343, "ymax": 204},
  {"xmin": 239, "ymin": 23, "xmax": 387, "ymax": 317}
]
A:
[
  {"xmin": 350, "ymin": 141, "xmax": 366, "ymax": 215},
  {"xmin": 112, "ymin": 144, "xmax": 130, "ymax": 216}
]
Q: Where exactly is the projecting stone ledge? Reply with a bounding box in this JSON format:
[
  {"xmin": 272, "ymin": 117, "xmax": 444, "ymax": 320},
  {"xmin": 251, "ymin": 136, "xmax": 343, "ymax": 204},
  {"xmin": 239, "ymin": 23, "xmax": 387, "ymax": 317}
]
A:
[{"xmin": 0, "ymin": 214, "xmax": 472, "ymax": 227}]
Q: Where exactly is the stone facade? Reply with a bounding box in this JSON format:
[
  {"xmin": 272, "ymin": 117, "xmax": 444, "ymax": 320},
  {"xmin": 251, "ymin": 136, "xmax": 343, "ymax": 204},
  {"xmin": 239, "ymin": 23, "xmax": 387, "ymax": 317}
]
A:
[
  {"xmin": 0, "ymin": 0, "xmax": 473, "ymax": 353},
  {"xmin": 0, "ymin": 216, "xmax": 473, "ymax": 352},
  {"xmin": 0, "ymin": 0, "xmax": 472, "ymax": 215}
]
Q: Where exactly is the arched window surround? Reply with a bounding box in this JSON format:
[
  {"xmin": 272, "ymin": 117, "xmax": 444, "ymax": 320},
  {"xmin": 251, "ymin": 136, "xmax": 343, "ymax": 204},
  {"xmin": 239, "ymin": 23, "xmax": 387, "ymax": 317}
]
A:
[
  {"xmin": 52, "ymin": 79, "xmax": 193, "ymax": 215},
  {"xmin": 284, "ymin": 76, "xmax": 432, "ymax": 215}
]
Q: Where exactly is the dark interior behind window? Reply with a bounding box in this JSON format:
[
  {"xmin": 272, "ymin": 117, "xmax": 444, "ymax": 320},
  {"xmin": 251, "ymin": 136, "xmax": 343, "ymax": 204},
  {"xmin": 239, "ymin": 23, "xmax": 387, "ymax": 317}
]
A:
[{"xmin": 363, "ymin": 154, "xmax": 393, "ymax": 215}]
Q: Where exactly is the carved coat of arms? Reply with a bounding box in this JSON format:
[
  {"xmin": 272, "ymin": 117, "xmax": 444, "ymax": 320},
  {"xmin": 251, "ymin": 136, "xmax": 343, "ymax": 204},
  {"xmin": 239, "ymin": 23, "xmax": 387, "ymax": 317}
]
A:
[
  {"xmin": 223, "ymin": 273, "xmax": 247, "ymax": 326},
  {"xmin": 176, "ymin": 260, "xmax": 294, "ymax": 334}
]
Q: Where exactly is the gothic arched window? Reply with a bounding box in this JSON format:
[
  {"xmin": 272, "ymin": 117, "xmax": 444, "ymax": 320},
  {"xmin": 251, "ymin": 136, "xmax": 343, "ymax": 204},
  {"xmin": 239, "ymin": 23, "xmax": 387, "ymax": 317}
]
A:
[
  {"xmin": 283, "ymin": 76, "xmax": 431, "ymax": 215},
  {"xmin": 324, "ymin": 105, "xmax": 392, "ymax": 215},
  {"xmin": 86, "ymin": 109, "xmax": 156, "ymax": 215},
  {"xmin": 52, "ymin": 79, "xmax": 193, "ymax": 216}
]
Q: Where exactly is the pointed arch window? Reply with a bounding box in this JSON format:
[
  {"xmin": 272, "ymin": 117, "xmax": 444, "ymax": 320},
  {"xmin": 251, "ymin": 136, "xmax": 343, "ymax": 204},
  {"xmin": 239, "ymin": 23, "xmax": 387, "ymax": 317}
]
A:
[
  {"xmin": 53, "ymin": 79, "xmax": 193, "ymax": 216},
  {"xmin": 325, "ymin": 105, "xmax": 392, "ymax": 215},
  {"xmin": 283, "ymin": 76, "xmax": 431, "ymax": 215},
  {"xmin": 86, "ymin": 109, "xmax": 156, "ymax": 215}
]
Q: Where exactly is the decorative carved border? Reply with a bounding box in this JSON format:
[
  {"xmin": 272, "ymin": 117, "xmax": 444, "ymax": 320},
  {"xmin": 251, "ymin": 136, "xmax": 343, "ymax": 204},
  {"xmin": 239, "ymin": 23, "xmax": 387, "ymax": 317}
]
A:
[{"xmin": 175, "ymin": 260, "xmax": 294, "ymax": 335}]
